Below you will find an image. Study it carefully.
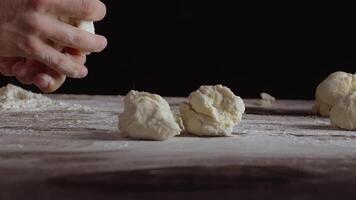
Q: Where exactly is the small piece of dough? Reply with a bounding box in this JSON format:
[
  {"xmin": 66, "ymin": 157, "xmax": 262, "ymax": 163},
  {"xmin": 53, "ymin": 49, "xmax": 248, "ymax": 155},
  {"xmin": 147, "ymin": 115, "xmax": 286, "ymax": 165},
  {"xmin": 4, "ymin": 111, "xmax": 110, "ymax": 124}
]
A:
[
  {"xmin": 315, "ymin": 71, "xmax": 356, "ymax": 117},
  {"xmin": 261, "ymin": 92, "xmax": 275, "ymax": 102},
  {"xmin": 118, "ymin": 91, "xmax": 181, "ymax": 141},
  {"xmin": 180, "ymin": 85, "xmax": 245, "ymax": 136},
  {"xmin": 60, "ymin": 18, "xmax": 95, "ymax": 34},
  {"xmin": 76, "ymin": 21, "xmax": 95, "ymax": 34},
  {"xmin": 330, "ymin": 92, "xmax": 356, "ymax": 130},
  {"xmin": 256, "ymin": 92, "xmax": 276, "ymax": 107}
]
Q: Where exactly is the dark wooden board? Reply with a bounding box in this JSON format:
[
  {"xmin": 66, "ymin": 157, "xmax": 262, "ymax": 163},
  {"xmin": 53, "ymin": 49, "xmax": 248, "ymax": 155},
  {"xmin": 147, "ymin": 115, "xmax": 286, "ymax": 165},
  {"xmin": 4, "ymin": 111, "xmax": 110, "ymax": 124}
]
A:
[{"xmin": 0, "ymin": 95, "xmax": 355, "ymax": 199}]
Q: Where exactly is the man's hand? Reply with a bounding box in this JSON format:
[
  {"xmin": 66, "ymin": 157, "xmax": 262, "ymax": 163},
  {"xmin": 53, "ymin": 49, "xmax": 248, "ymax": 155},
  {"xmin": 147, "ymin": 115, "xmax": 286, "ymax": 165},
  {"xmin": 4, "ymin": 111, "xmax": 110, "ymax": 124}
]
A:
[
  {"xmin": 0, "ymin": 48, "xmax": 86, "ymax": 92},
  {"xmin": 0, "ymin": 0, "xmax": 107, "ymax": 79}
]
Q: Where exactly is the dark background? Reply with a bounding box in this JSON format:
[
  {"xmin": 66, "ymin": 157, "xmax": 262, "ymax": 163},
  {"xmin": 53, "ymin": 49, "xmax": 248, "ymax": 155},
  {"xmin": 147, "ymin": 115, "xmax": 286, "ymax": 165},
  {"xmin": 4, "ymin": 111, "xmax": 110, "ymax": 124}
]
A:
[{"xmin": 1, "ymin": 1, "xmax": 356, "ymax": 99}]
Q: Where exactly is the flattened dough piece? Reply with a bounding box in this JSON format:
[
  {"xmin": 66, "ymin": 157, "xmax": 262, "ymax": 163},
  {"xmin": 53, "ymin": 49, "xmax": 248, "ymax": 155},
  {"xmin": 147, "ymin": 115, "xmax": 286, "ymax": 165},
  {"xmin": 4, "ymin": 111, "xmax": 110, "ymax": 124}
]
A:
[
  {"xmin": 180, "ymin": 85, "xmax": 245, "ymax": 136},
  {"xmin": 330, "ymin": 92, "xmax": 356, "ymax": 130},
  {"xmin": 118, "ymin": 90, "xmax": 181, "ymax": 141},
  {"xmin": 315, "ymin": 71, "xmax": 356, "ymax": 117}
]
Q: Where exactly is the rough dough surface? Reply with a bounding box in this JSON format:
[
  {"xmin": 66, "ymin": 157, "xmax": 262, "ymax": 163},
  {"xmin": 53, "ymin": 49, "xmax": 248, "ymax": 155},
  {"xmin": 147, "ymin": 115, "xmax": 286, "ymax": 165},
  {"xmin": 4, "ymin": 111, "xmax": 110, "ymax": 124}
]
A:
[
  {"xmin": 180, "ymin": 85, "xmax": 245, "ymax": 136},
  {"xmin": 330, "ymin": 92, "xmax": 356, "ymax": 130},
  {"xmin": 118, "ymin": 91, "xmax": 181, "ymax": 141},
  {"xmin": 315, "ymin": 71, "xmax": 356, "ymax": 117}
]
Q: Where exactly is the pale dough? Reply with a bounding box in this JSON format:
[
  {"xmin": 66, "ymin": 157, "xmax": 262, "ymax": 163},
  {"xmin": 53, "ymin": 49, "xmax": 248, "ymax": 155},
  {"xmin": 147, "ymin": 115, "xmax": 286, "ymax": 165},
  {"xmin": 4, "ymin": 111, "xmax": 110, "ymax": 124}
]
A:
[
  {"xmin": 255, "ymin": 92, "xmax": 276, "ymax": 107},
  {"xmin": 60, "ymin": 18, "xmax": 95, "ymax": 34},
  {"xmin": 118, "ymin": 90, "xmax": 181, "ymax": 141},
  {"xmin": 180, "ymin": 85, "xmax": 245, "ymax": 136},
  {"xmin": 330, "ymin": 92, "xmax": 356, "ymax": 130},
  {"xmin": 315, "ymin": 71, "xmax": 356, "ymax": 117},
  {"xmin": 76, "ymin": 21, "xmax": 95, "ymax": 34}
]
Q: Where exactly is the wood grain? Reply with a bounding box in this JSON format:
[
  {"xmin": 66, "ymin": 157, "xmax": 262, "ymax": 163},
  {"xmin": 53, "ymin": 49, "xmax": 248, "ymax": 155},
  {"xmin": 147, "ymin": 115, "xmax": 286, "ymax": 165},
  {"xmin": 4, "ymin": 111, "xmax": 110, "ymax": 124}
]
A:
[{"xmin": 0, "ymin": 95, "xmax": 356, "ymax": 199}]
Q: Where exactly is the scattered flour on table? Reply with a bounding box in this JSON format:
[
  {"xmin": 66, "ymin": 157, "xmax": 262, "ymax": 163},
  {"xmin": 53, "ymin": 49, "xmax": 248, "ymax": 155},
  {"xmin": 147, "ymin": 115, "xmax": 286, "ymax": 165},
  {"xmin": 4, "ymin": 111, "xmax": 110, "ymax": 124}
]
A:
[{"xmin": 0, "ymin": 84, "xmax": 92, "ymax": 112}]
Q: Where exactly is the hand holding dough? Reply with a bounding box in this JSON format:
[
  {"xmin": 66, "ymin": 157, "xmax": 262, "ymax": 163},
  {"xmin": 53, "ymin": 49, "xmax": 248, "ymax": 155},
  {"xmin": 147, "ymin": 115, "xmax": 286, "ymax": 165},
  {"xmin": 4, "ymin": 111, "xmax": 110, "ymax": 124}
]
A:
[
  {"xmin": 180, "ymin": 85, "xmax": 245, "ymax": 136},
  {"xmin": 119, "ymin": 91, "xmax": 181, "ymax": 141},
  {"xmin": 315, "ymin": 71, "xmax": 356, "ymax": 117}
]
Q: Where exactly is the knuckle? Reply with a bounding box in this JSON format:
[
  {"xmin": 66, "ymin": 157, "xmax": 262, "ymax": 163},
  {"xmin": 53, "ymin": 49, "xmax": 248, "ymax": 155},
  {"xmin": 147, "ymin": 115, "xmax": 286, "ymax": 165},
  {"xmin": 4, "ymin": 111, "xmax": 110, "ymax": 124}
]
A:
[
  {"xmin": 22, "ymin": 37, "xmax": 40, "ymax": 56},
  {"xmin": 55, "ymin": 57, "xmax": 68, "ymax": 69},
  {"xmin": 23, "ymin": 14, "xmax": 42, "ymax": 34},
  {"xmin": 80, "ymin": 0, "xmax": 95, "ymax": 16},
  {"xmin": 56, "ymin": 56, "xmax": 80, "ymax": 77},
  {"xmin": 61, "ymin": 32, "xmax": 81, "ymax": 46},
  {"xmin": 42, "ymin": 52, "xmax": 54, "ymax": 66}
]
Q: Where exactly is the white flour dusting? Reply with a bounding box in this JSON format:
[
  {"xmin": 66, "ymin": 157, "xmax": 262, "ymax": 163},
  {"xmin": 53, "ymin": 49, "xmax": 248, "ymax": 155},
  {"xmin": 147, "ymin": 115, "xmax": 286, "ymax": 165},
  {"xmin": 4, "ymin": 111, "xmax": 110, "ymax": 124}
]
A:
[{"xmin": 0, "ymin": 84, "xmax": 92, "ymax": 112}]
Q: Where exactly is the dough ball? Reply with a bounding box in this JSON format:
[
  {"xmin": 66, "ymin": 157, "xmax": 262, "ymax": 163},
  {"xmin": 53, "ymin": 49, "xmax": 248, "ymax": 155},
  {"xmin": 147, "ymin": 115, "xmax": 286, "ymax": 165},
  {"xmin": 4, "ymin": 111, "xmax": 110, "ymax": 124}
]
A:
[
  {"xmin": 180, "ymin": 85, "xmax": 245, "ymax": 136},
  {"xmin": 315, "ymin": 71, "xmax": 356, "ymax": 117},
  {"xmin": 330, "ymin": 92, "xmax": 356, "ymax": 130},
  {"xmin": 118, "ymin": 90, "xmax": 181, "ymax": 141}
]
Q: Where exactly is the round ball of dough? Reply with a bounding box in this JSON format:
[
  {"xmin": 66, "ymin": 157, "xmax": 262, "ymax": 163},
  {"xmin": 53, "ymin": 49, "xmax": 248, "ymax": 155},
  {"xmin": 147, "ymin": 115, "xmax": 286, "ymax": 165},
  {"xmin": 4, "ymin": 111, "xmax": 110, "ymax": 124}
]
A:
[
  {"xmin": 330, "ymin": 92, "xmax": 356, "ymax": 130},
  {"xmin": 315, "ymin": 71, "xmax": 356, "ymax": 117},
  {"xmin": 180, "ymin": 85, "xmax": 245, "ymax": 136},
  {"xmin": 119, "ymin": 91, "xmax": 181, "ymax": 141}
]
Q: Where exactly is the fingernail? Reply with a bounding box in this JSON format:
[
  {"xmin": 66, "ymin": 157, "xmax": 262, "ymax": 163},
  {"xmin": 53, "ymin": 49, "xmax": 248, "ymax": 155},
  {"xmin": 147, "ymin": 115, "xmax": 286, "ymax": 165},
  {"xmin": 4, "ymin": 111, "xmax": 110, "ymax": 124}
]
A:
[
  {"xmin": 96, "ymin": 36, "xmax": 108, "ymax": 52},
  {"xmin": 36, "ymin": 75, "xmax": 50, "ymax": 90},
  {"xmin": 102, "ymin": 37, "xmax": 108, "ymax": 48},
  {"xmin": 80, "ymin": 67, "xmax": 88, "ymax": 78}
]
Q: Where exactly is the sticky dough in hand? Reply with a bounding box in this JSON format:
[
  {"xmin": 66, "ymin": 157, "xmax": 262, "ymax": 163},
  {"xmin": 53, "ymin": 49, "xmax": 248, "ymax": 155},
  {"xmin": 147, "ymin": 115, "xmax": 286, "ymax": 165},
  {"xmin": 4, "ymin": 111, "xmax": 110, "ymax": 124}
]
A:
[
  {"xmin": 315, "ymin": 71, "xmax": 356, "ymax": 117},
  {"xmin": 118, "ymin": 91, "xmax": 182, "ymax": 141},
  {"xmin": 180, "ymin": 85, "xmax": 245, "ymax": 136},
  {"xmin": 60, "ymin": 18, "xmax": 95, "ymax": 34},
  {"xmin": 76, "ymin": 21, "xmax": 95, "ymax": 34}
]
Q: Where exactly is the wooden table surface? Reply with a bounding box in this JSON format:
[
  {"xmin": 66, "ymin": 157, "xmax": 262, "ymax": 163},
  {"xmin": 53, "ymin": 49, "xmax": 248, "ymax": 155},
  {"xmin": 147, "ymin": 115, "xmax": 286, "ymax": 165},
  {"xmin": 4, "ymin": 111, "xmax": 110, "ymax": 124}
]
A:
[{"xmin": 0, "ymin": 95, "xmax": 356, "ymax": 200}]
